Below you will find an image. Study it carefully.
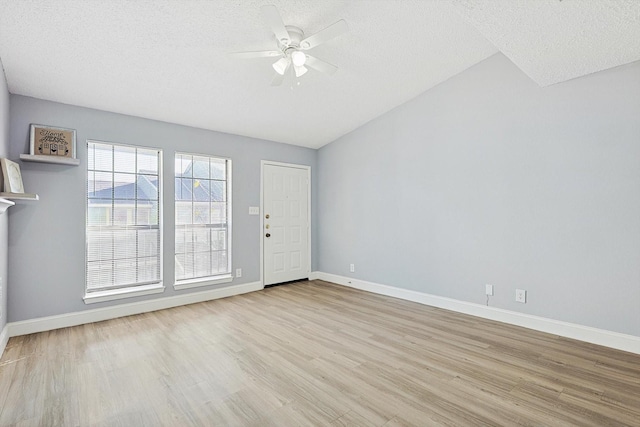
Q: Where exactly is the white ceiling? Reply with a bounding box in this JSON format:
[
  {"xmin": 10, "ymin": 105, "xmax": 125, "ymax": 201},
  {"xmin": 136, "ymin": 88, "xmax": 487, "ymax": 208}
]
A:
[
  {"xmin": 453, "ymin": 0, "xmax": 640, "ymax": 87},
  {"xmin": 0, "ymin": 1, "xmax": 638, "ymax": 149}
]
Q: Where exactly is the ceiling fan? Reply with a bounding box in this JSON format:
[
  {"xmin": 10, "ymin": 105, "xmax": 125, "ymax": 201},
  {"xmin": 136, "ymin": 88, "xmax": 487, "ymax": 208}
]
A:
[{"xmin": 230, "ymin": 5, "xmax": 349, "ymax": 86}]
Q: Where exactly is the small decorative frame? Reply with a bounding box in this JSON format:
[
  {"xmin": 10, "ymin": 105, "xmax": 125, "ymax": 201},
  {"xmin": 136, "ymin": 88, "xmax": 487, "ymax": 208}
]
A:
[
  {"xmin": 0, "ymin": 158, "xmax": 25, "ymax": 193},
  {"xmin": 30, "ymin": 124, "xmax": 77, "ymax": 159}
]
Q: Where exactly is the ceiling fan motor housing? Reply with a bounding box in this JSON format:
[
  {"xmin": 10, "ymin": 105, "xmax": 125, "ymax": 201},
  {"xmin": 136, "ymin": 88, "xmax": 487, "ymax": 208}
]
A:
[{"xmin": 279, "ymin": 25, "xmax": 305, "ymax": 52}]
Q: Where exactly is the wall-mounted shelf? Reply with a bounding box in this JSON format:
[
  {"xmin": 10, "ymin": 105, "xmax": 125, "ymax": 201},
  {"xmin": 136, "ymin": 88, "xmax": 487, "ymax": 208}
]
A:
[
  {"xmin": 20, "ymin": 154, "xmax": 80, "ymax": 166},
  {"xmin": 0, "ymin": 192, "xmax": 39, "ymax": 201},
  {"xmin": 0, "ymin": 198, "xmax": 15, "ymax": 214}
]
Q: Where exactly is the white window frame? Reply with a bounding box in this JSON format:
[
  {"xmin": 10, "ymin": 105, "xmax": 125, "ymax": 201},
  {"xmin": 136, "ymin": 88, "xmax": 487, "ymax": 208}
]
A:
[
  {"xmin": 84, "ymin": 140, "xmax": 164, "ymax": 304},
  {"xmin": 174, "ymin": 152, "xmax": 232, "ymax": 290}
]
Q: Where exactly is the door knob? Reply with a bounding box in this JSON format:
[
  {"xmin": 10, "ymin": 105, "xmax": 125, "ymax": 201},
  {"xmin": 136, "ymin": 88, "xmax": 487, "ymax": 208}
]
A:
[
  {"xmin": 265, "ymin": 214, "xmax": 270, "ymax": 219},
  {"xmin": 265, "ymin": 233, "xmax": 271, "ymax": 238}
]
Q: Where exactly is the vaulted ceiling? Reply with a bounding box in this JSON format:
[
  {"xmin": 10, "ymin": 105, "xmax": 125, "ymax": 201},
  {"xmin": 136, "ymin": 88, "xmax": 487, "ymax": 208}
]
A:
[{"xmin": 0, "ymin": 1, "xmax": 638, "ymax": 149}]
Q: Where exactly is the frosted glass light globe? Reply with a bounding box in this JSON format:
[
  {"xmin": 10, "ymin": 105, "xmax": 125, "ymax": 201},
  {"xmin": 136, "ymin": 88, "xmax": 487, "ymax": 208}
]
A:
[{"xmin": 291, "ymin": 50, "xmax": 306, "ymax": 67}]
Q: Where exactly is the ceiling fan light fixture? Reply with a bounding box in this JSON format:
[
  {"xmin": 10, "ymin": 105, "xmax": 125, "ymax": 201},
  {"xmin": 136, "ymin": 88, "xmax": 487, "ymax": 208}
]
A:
[
  {"xmin": 291, "ymin": 50, "xmax": 306, "ymax": 66},
  {"xmin": 294, "ymin": 65, "xmax": 308, "ymax": 78},
  {"xmin": 272, "ymin": 57, "xmax": 290, "ymax": 75}
]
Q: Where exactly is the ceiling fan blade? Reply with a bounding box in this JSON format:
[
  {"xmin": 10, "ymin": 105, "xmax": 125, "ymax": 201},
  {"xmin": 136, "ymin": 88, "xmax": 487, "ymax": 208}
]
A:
[
  {"xmin": 271, "ymin": 72, "xmax": 285, "ymax": 86},
  {"xmin": 305, "ymin": 55, "xmax": 338, "ymax": 75},
  {"xmin": 229, "ymin": 50, "xmax": 281, "ymax": 59},
  {"xmin": 261, "ymin": 5, "xmax": 291, "ymax": 45},
  {"xmin": 294, "ymin": 65, "xmax": 308, "ymax": 78},
  {"xmin": 299, "ymin": 19, "xmax": 348, "ymax": 50}
]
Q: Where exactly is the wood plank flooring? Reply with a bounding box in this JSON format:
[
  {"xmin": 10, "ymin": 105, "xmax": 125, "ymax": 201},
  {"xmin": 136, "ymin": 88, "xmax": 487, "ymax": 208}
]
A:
[{"xmin": 0, "ymin": 280, "xmax": 639, "ymax": 426}]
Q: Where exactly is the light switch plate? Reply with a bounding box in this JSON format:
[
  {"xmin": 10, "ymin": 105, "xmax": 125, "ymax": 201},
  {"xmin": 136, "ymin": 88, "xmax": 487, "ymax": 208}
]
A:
[{"xmin": 249, "ymin": 207, "xmax": 260, "ymax": 215}]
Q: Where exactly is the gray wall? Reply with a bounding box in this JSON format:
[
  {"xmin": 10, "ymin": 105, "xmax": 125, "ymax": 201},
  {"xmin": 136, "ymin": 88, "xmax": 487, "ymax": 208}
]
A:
[
  {"xmin": 0, "ymin": 59, "xmax": 9, "ymax": 332},
  {"xmin": 8, "ymin": 95, "xmax": 317, "ymax": 322},
  {"xmin": 318, "ymin": 54, "xmax": 640, "ymax": 337}
]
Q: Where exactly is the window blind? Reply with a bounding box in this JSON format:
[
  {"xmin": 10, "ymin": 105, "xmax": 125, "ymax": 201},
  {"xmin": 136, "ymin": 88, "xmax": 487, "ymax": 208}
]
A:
[
  {"xmin": 175, "ymin": 153, "xmax": 231, "ymax": 282},
  {"xmin": 86, "ymin": 141, "xmax": 162, "ymax": 292}
]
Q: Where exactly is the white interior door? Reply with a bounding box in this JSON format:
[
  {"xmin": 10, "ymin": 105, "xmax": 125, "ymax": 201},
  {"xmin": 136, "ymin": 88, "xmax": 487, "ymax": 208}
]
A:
[{"xmin": 263, "ymin": 163, "xmax": 310, "ymax": 286}]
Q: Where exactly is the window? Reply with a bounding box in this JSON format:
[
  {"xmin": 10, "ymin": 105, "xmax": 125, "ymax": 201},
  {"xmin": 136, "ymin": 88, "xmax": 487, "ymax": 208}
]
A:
[
  {"xmin": 85, "ymin": 141, "xmax": 163, "ymax": 303},
  {"xmin": 175, "ymin": 153, "xmax": 231, "ymax": 289}
]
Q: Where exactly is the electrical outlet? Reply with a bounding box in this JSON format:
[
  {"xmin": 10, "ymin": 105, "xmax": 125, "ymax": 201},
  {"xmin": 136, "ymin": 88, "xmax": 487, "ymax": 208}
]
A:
[
  {"xmin": 349, "ymin": 264, "xmax": 355, "ymax": 273},
  {"xmin": 236, "ymin": 268, "xmax": 242, "ymax": 278},
  {"xmin": 485, "ymin": 284, "xmax": 494, "ymax": 296},
  {"xmin": 515, "ymin": 289, "xmax": 527, "ymax": 303}
]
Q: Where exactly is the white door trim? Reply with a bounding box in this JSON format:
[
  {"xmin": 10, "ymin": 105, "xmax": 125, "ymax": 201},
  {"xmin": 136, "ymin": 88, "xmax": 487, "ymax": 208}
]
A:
[{"xmin": 260, "ymin": 160, "xmax": 311, "ymax": 287}]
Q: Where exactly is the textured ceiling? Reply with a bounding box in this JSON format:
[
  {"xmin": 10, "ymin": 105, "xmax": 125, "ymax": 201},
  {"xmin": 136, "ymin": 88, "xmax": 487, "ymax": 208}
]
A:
[
  {"xmin": 0, "ymin": 1, "xmax": 638, "ymax": 149},
  {"xmin": 455, "ymin": 0, "xmax": 640, "ymax": 87}
]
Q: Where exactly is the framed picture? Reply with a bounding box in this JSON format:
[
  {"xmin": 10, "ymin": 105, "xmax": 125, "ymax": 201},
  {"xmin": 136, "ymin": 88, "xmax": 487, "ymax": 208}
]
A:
[
  {"xmin": 30, "ymin": 124, "xmax": 77, "ymax": 159},
  {"xmin": 0, "ymin": 158, "xmax": 25, "ymax": 193}
]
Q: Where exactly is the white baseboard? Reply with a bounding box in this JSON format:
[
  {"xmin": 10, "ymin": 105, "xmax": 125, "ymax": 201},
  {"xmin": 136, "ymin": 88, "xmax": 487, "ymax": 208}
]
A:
[
  {"xmin": 314, "ymin": 272, "xmax": 640, "ymax": 355},
  {"xmin": 308, "ymin": 271, "xmax": 320, "ymax": 281},
  {"xmin": 7, "ymin": 281, "xmax": 263, "ymax": 338},
  {"xmin": 0, "ymin": 323, "xmax": 9, "ymax": 358}
]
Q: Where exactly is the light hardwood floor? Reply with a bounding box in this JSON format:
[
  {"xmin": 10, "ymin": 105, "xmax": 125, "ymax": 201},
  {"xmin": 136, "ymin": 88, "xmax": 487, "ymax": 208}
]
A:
[{"xmin": 0, "ymin": 280, "xmax": 639, "ymax": 426}]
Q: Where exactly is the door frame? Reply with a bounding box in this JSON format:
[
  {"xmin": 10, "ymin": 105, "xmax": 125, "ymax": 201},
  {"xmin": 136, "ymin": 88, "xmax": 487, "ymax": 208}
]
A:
[{"xmin": 260, "ymin": 160, "xmax": 311, "ymax": 287}]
